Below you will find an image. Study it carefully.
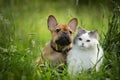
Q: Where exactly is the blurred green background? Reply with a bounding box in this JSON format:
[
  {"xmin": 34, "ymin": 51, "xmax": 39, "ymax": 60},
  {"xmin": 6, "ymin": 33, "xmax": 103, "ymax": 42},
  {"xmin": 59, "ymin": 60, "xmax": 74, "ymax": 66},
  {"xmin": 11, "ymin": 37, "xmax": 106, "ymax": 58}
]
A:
[{"xmin": 0, "ymin": 0, "xmax": 120, "ymax": 80}]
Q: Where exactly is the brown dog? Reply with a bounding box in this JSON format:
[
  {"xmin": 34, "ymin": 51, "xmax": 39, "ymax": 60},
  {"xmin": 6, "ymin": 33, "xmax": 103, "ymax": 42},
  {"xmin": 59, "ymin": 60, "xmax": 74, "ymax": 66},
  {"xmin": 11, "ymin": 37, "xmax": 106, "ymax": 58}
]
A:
[{"xmin": 38, "ymin": 15, "xmax": 78, "ymax": 66}]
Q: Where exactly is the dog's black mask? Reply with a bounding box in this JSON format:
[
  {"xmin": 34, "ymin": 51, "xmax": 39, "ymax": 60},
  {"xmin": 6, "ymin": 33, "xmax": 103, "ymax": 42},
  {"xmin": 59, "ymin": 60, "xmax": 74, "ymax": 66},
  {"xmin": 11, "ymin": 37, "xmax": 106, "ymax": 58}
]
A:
[{"xmin": 55, "ymin": 32, "xmax": 71, "ymax": 46}]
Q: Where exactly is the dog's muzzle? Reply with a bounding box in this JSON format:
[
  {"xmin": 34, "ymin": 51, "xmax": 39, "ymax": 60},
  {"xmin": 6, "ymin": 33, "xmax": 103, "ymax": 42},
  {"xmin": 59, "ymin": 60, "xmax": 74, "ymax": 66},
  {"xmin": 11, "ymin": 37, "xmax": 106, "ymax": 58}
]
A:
[{"xmin": 55, "ymin": 32, "xmax": 71, "ymax": 46}]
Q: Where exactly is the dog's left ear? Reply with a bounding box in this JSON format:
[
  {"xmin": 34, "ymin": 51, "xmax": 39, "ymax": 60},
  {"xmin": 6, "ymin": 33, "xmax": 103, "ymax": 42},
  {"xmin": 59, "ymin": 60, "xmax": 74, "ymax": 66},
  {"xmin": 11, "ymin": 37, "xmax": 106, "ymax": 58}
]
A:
[
  {"xmin": 48, "ymin": 15, "xmax": 58, "ymax": 31},
  {"xmin": 68, "ymin": 18, "xmax": 78, "ymax": 32}
]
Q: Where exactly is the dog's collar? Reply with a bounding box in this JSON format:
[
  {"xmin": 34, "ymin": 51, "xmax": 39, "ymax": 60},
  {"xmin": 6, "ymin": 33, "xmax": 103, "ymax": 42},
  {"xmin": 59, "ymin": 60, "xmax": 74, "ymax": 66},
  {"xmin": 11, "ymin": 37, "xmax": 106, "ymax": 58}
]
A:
[{"xmin": 50, "ymin": 41, "xmax": 72, "ymax": 54}]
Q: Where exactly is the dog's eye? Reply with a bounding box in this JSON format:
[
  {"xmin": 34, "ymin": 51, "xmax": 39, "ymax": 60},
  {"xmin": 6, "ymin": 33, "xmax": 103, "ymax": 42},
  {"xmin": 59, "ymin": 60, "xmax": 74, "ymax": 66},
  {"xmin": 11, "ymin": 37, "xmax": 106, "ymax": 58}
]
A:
[
  {"xmin": 86, "ymin": 40, "xmax": 90, "ymax": 42},
  {"xmin": 69, "ymin": 31, "xmax": 72, "ymax": 34},
  {"xmin": 79, "ymin": 38, "xmax": 82, "ymax": 41},
  {"xmin": 56, "ymin": 29, "xmax": 61, "ymax": 33}
]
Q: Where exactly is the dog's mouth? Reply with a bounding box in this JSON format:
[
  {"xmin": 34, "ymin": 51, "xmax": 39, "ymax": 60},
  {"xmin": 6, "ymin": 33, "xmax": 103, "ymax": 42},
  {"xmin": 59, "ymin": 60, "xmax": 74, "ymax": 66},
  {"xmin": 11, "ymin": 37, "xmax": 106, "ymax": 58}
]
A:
[{"xmin": 55, "ymin": 34, "xmax": 71, "ymax": 46}]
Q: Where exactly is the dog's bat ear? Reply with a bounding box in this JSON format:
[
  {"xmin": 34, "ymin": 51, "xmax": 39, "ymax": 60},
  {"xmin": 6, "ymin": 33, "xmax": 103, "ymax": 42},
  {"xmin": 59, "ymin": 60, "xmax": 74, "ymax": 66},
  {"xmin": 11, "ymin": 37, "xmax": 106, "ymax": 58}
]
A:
[
  {"xmin": 48, "ymin": 15, "xmax": 58, "ymax": 30},
  {"xmin": 68, "ymin": 18, "xmax": 78, "ymax": 32}
]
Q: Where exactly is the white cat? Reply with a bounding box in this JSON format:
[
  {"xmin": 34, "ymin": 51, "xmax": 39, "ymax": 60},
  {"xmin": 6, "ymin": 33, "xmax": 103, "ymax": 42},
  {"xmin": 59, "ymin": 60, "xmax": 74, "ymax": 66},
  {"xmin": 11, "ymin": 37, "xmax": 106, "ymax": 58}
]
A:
[{"xmin": 67, "ymin": 27, "xmax": 104, "ymax": 75}]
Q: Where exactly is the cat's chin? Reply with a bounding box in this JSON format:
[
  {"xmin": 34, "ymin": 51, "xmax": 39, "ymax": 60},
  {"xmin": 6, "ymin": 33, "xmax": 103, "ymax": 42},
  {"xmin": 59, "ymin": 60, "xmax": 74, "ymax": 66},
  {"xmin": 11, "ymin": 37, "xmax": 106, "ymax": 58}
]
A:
[
  {"xmin": 78, "ymin": 46, "xmax": 87, "ymax": 50},
  {"xmin": 78, "ymin": 45, "xmax": 93, "ymax": 50}
]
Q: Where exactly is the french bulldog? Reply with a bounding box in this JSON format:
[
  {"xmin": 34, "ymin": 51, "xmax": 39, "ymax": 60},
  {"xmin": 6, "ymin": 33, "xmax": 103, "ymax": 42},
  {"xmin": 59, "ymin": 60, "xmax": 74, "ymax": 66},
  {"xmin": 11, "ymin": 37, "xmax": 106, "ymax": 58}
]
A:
[{"xmin": 38, "ymin": 15, "xmax": 78, "ymax": 66}]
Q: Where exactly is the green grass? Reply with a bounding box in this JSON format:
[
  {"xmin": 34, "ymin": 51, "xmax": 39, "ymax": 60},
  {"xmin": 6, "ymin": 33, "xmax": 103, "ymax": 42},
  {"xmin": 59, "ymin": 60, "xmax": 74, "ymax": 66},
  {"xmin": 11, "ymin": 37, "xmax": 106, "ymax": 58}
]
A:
[{"xmin": 0, "ymin": 0, "xmax": 120, "ymax": 80}]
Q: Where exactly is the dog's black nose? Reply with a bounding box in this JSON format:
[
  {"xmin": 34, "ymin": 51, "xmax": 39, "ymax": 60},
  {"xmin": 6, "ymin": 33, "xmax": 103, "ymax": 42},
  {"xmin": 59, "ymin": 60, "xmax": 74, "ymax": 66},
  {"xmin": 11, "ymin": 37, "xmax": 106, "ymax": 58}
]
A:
[
  {"xmin": 55, "ymin": 32, "xmax": 71, "ymax": 46},
  {"xmin": 63, "ymin": 32, "xmax": 67, "ymax": 34}
]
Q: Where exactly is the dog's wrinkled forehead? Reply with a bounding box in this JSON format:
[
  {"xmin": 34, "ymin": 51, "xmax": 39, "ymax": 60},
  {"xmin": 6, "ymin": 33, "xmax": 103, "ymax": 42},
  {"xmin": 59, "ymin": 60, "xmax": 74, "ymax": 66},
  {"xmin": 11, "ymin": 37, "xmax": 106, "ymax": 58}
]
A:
[{"xmin": 56, "ymin": 24, "xmax": 70, "ymax": 31}]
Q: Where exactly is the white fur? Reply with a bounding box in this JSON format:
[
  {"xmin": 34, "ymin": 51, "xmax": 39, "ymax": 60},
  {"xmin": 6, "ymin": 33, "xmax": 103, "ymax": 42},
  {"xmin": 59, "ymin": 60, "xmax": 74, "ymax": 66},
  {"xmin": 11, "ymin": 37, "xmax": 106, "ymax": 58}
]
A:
[{"xmin": 67, "ymin": 32, "xmax": 103, "ymax": 75}]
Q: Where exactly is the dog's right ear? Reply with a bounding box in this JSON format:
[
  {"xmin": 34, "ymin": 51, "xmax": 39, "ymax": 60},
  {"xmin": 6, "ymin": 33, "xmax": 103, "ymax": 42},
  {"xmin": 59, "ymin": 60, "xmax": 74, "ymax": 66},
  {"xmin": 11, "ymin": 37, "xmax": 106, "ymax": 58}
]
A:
[
  {"xmin": 48, "ymin": 15, "xmax": 58, "ymax": 30},
  {"xmin": 68, "ymin": 18, "xmax": 78, "ymax": 32}
]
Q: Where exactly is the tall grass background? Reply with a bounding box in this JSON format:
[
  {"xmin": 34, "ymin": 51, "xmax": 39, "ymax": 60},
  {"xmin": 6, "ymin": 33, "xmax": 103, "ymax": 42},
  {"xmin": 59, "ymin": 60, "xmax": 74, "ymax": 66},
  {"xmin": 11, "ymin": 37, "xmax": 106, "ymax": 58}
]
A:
[{"xmin": 0, "ymin": 0, "xmax": 120, "ymax": 80}]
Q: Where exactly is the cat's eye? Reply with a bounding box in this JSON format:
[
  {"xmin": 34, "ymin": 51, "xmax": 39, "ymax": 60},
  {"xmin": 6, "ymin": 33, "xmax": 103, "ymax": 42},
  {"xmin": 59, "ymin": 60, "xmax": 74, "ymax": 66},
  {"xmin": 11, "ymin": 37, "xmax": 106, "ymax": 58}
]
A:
[
  {"xmin": 86, "ymin": 40, "xmax": 90, "ymax": 42},
  {"xmin": 56, "ymin": 29, "xmax": 61, "ymax": 33},
  {"xmin": 69, "ymin": 31, "xmax": 72, "ymax": 34},
  {"xmin": 79, "ymin": 38, "xmax": 82, "ymax": 41}
]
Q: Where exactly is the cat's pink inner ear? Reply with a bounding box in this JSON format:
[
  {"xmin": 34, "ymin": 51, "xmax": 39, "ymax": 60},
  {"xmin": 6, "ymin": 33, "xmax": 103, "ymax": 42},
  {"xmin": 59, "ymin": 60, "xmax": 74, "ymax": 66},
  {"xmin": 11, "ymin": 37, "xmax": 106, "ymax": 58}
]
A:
[
  {"xmin": 68, "ymin": 18, "xmax": 78, "ymax": 32},
  {"xmin": 89, "ymin": 30, "xmax": 98, "ymax": 39},
  {"xmin": 48, "ymin": 15, "xmax": 58, "ymax": 30},
  {"xmin": 78, "ymin": 27, "xmax": 86, "ymax": 34}
]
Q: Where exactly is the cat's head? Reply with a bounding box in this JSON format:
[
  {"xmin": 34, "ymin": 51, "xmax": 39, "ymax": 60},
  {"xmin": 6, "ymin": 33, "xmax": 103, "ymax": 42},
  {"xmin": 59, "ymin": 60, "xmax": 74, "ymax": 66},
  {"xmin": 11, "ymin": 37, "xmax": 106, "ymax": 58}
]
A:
[{"xmin": 74, "ymin": 27, "xmax": 99, "ymax": 49}]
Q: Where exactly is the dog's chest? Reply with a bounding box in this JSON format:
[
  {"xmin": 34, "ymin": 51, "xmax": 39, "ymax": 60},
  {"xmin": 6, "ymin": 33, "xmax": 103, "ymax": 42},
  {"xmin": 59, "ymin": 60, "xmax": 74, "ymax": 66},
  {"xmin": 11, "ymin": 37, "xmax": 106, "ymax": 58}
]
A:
[
  {"xmin": 47, "ymin": 51, "xmax": 67, "ymax": 64},
  {"xmin": 43, "ymin": 43, "xmax": 68, "ymax": 65}
]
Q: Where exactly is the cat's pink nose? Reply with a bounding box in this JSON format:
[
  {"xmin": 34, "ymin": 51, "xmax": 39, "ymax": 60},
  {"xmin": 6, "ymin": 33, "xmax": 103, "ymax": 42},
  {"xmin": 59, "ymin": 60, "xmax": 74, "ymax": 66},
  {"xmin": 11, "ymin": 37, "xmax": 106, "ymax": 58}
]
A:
[{"xmin": 82, "ymin": 43, "xmax": 84, "ymax": 46}]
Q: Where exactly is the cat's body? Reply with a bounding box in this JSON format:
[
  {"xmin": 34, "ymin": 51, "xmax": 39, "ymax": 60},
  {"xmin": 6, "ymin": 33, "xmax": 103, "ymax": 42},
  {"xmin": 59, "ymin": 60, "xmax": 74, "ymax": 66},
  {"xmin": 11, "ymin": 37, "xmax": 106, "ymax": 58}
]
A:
[{"xmin": 67, "ymin": 27, "xmax": 103, "ymax": 75}]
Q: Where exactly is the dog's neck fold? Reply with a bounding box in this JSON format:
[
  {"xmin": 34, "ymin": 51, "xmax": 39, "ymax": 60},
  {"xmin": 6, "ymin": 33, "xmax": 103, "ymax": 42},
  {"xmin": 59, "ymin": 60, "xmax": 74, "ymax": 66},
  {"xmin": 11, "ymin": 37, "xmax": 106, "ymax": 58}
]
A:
[{"xmin": 50, "ymin": 41, "xmax": 72, "ymax": 54}]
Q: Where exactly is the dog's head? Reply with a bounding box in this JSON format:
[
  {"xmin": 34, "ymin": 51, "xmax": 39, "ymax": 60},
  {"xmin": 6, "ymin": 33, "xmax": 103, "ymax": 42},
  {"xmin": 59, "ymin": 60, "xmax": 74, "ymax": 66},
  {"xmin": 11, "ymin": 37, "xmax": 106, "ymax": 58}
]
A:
[{"xmin": 47, "ymin": 15, "xmax": 78, "ymax": 46}]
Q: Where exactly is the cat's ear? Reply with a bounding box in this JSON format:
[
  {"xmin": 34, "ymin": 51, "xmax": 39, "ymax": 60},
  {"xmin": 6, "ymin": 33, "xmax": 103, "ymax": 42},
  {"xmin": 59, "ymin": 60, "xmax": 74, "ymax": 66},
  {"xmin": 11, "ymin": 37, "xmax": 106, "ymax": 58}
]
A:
[
  {"xmin": 78, "ymin": 27, "xmax": 86, "ymax": 34},
  {"xmin": 89, "ymin": 30, "xmax": 98, "ymax": 39},
  {"xmin": 48, "ymin": 15, "xmax": 58, "ymax": 31},
  {"xmin": 68, "ymin": 18, "xmax": 78, "ymax": 32}
]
